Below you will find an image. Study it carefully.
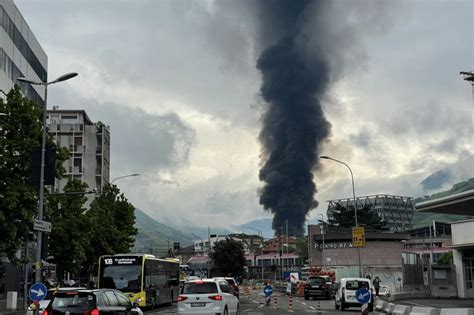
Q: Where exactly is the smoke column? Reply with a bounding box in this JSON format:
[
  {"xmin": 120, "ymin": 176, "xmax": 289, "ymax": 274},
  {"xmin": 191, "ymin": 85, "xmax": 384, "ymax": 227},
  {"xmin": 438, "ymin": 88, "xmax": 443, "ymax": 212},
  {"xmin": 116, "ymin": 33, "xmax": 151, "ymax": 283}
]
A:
[{"xmin": 257, "ymin": 0, "xmax": 331, "ymax": 237}]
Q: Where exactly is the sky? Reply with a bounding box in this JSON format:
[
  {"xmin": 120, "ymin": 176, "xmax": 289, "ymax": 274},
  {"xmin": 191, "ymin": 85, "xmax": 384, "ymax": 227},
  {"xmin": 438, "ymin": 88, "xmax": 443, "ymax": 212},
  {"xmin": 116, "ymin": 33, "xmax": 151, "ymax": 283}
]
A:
[{"xmin": 15, "ymin": 0, "xmax": 473, "ymax": 231}]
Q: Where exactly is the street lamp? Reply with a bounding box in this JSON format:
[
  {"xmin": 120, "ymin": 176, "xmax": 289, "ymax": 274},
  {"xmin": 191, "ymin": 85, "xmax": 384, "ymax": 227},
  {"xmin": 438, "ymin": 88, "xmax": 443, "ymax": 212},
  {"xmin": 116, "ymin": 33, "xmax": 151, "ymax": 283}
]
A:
[
  {"xmin": 320, "ymin": 155, "xmax": 362, "ymax": 277},
  {"xmin": 317, "ymin": 214, "xmax": 326, "ymax": 270},
  {"xmin": 17, "ymin": 72, "xmax": 78, "ymax": 284},
  {"xmin": 111, "ymin": 173, "xmax": 140, "ymax": 184}
]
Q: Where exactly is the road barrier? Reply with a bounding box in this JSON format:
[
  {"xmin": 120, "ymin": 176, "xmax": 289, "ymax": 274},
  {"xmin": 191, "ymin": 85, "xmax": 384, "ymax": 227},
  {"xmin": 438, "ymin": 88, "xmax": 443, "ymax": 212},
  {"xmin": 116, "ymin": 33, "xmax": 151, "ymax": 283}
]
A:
[
  {"xmin": 317, "ymin": 301, "xmax": 322, "ymax": 315},
  {"xmin": 273, "ymin": 296, "xmax": 278, "ymax": 309},
  {"xmin": 440, "ymin": 309, "xmax": 474, "ymax": 315},
  {"xmin": 410, "ymin": 307, "xmax": 440, "ymax": 315},
  {"xmin": 384, "ymin": 302, "xmax": 395, "ymax": 313},
  {"xmin": 392, "ymin": 304, "xmax": 412, "ymax": 315},
  {"xmin": 375, "ymin": 298, "xmax": 388, "ymax": 311}
]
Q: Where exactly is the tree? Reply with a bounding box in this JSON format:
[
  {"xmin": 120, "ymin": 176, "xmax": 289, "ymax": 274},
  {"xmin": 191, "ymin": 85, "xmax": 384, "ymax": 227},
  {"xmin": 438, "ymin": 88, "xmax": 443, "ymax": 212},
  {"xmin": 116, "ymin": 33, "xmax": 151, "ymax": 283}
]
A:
[
  {"xmin": 83, "ymin": 184, "xmax": 137, "ymax": 276},
  {"xmin": 328, "ymin": 203, "xmax": 387, "ymax": 230},
  {"xmin": 45, "ymin": 180, "xmax": 90, "ymax": 279},
  {"xmin": 436, "ymin": 252, "xmax": 453, "ymax": 265},
  {"xmin": 0, "ymin": 86, "xmax": 67, "ymax": 263},
  {"xmin": 209, "ymin": 238, "xmax": 246, "ymax": 276},
  {"xmin": 294, "ymin": 237, "xmax": 308, "ymax": 262}
]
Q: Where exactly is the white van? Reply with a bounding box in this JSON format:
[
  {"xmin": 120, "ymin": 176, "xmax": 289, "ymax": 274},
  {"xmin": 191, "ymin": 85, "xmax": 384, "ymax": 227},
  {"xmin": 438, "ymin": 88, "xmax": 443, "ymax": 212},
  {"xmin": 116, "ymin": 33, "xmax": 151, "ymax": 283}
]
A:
[{"xmin": 335, "ymin": 278, "xmax": 374, "ymax": 312}]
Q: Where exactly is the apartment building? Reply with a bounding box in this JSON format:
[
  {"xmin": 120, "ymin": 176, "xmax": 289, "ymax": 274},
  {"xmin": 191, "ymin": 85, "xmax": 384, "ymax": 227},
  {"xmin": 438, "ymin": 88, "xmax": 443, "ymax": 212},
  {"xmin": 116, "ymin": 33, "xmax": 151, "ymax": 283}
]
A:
[
  {"xmin": 47, "ymin": 109, "xmax": 110, "ymax": 205},
  {"xmin": 0, "ymin": 0, "xmax": 47, "ymax": 103}
]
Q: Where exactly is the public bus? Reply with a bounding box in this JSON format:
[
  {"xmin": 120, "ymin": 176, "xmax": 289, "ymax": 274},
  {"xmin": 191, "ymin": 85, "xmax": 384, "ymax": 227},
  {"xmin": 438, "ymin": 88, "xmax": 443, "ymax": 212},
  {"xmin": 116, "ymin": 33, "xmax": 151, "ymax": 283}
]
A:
[{"xmin": 97, "ymin": 254, "xmax": 179, "ymax": 308}]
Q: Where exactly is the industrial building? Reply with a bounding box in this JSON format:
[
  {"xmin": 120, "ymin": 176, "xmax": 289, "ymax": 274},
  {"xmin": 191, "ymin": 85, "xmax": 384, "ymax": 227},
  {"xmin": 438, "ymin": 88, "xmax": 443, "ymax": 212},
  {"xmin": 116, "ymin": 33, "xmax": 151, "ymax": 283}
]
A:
[
  {"xmin": 327, "ymin": 194, "xmax": 415, "ymax": 232},
  {"xmin": 416, "ymin": 190, "xmax": 474, "ymax": 298}
]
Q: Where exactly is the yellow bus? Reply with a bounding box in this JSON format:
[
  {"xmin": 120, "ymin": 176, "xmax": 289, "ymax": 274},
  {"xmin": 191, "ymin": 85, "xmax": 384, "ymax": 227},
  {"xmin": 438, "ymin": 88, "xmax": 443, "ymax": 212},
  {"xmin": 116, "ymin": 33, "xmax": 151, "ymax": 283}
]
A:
[{"xmin": 97, "ymin": 254, "xmax": 179, "ymax": 308}]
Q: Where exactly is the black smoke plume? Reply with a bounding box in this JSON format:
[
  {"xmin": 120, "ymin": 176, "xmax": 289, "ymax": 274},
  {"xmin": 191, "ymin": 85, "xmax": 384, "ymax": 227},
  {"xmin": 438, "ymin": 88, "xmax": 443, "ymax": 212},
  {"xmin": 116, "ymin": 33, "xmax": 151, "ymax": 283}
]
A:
[{"xmin": 257, "ymin": 0, "xmax": 331, "ymax": 237}]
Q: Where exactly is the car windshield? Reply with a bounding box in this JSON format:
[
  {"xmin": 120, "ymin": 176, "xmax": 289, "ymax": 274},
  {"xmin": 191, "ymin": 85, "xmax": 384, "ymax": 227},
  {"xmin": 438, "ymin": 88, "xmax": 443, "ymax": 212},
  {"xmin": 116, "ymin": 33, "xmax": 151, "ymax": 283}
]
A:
[
  {"xmin": 307, "ymin": 278, "xmax": 324, "ymax": 285},
  {"xmin": 52, "ymin": 293, "xmax": 95, "ymax": 309},
  {"xmin": 345, "ymin": 280, "xmax": 370, "ymax": 290},
  {"xmin": 182, "ymin": 282, "xmax": 218, "ymax": 294}
]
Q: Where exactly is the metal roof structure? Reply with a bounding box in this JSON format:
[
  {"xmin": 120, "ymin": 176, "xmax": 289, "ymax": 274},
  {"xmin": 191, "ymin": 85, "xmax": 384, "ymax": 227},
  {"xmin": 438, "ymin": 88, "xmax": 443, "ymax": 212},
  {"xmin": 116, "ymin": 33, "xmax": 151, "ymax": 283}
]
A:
[{"xmin": 327, "ymin": 194, "xmax": 415, "ymax": 232}]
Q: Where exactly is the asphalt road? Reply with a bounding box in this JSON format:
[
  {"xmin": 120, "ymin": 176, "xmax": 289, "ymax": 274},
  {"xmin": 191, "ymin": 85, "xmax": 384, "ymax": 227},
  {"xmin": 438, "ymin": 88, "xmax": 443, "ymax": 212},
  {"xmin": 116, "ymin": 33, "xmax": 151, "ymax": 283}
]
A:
[{"xmin": 146, "ymin": 290, "xmax": 382, "ymax": 314}]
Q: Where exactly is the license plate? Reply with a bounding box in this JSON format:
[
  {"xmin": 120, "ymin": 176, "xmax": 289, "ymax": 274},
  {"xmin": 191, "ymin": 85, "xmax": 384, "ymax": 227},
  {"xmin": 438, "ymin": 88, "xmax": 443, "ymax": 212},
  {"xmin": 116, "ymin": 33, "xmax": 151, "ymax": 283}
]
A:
[{"xmin": 191, "ymin": 302, "xmax": 206, "ymax": 307}]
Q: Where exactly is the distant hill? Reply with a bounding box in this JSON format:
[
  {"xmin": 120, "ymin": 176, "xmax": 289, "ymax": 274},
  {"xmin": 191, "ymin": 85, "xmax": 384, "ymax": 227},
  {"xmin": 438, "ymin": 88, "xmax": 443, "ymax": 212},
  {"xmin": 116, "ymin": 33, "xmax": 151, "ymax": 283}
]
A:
[
  {"xmin": 412, "ymin": 178, "xmax": 474, "ymax": 228},
  {"xmin": 421, "ymin": 155, "xmax": 474, "ymax": 192},
  {"xmin": 236, "ymin": 217, "xmax": 321, "ymax": 238},
  {"xmin": 133, "ymin": 208, "xmax": 197, "ymax": 254}
]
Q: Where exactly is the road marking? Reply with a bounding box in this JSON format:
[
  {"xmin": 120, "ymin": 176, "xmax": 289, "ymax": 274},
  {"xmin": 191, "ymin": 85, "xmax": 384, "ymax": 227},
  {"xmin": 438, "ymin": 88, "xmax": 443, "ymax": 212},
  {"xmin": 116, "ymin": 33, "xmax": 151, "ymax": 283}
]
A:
[
  {"xmin": 310, "ymin": 306, "xmax": 315, "ymax": 310},
  {"xmin": 259, "ymin": 305, "xmax": 264, "ymax": 308},
  {"xmin": 301, "ymin": 302, "xmax": 307, "ymax": 305},
  {"xmin": 243, "ymin": 309, "xmax": 253, "ymax": 312}
]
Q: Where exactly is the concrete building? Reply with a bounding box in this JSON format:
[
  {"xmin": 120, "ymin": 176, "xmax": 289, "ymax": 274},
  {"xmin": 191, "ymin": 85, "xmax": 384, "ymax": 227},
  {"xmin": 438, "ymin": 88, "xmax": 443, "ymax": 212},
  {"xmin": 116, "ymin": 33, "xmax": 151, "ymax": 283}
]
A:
[
  {"xmin": 327, "ymin": 194, "xmax": 415, "ymax": 232},
  {"xmin": 307, "ymin": 224, "xmax": 410, "ymax": 292},
  {"xmin": 416, "ymin": 189, "xmax": 474, "ymax": 298},
  {"xmin": 0, "ymin": 0, "xmax": 47, "ymax": 104},
  {"xmin": 47, "ymin": 109, "xmax": 110, "ymax": 205}
]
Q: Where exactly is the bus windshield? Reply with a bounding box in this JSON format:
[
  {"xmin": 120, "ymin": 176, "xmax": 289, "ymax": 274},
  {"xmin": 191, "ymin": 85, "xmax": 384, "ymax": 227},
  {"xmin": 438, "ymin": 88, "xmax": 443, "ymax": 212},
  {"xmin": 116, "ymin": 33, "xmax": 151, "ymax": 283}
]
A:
[{"xmin": 100, "ymin": 264, "xmax": 142, "ymax": 292}]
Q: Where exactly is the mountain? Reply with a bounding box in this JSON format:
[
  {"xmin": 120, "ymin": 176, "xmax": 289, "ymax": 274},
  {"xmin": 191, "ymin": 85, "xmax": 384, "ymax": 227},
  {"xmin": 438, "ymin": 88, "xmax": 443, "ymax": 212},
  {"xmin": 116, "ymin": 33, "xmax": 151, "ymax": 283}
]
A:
[
  {"xmin": 412, "ymin": 178, "xmax": 474, "ymax": 228},
  {"xmin": 235, "ymin": 217, "xmax": 321, "ymax": 239},
  {"xmin": 133, "ymin": 208, "xmax": 197, "ymax": 254},
  {"xmin": 421, "ymin": 155, "xmax": 474, "ymax": 192}
]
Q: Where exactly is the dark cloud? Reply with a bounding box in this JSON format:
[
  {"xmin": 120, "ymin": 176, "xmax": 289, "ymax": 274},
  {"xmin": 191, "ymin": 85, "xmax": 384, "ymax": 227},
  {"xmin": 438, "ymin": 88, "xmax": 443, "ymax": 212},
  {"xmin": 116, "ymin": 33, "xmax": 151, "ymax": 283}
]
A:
[{"xmin": 48, "ymin": 88, "xmax": 196, "ymax": 173}]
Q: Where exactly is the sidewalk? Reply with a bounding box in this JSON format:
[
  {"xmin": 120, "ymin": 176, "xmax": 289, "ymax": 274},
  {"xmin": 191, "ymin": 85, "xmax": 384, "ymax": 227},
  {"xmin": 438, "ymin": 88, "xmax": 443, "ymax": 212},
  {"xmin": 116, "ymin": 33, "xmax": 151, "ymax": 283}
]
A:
[
  {"xmin": 0, "ymin": 298, "xmax": 26, "ymax": 315},
  {"xmin": 397, "ymin": 298, "xmax": 474, "ymax": 309}
]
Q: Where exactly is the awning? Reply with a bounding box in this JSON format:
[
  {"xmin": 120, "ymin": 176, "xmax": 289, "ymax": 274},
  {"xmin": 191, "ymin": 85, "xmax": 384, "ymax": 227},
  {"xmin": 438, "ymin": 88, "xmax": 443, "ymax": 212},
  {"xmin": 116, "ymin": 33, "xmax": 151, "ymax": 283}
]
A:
[{"xmin": 415, "ymin": 189, "xmax": 474, "ymax": 216}]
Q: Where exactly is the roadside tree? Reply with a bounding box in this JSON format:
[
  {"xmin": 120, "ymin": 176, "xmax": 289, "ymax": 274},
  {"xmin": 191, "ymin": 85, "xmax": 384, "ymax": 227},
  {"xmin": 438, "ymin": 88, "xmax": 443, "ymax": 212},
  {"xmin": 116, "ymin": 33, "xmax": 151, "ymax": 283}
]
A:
[
  {"xmin": 0, "ymin": 87, "xmax": 67, "ymax": 262},
  {"xmin": 210, "ymin": 238, "xmax": 246, "ymax": 276},
  {"xmin": 328, "ymin": 203, "xmax": 387, "ymax": 230},
  {"xmin": 83, "ymin": 184, "xmax": 137, "ymax": 276},
  {"xmin": 46, "ymin": 179, "xmax": 90, "ymax": 279}
]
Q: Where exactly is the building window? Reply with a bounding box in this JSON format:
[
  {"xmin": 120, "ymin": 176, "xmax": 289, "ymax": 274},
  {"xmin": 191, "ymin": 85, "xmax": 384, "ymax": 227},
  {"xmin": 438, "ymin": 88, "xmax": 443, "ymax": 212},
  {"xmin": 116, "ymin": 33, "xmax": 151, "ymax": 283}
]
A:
[{"xmin": 464, "ymin": 251, "xmax": 474, "ymax": 290}]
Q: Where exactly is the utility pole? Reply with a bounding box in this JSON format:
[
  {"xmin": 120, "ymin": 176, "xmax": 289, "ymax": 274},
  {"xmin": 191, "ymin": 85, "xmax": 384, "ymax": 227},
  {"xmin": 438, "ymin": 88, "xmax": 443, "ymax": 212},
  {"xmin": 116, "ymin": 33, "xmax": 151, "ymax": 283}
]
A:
[
  {"xmin": 460, "ymin": 71, "xmax": 473, "ymax": 137},
  {"xmin": 285, "ymin": 220, "xmax": 289, "ymax": 272}
]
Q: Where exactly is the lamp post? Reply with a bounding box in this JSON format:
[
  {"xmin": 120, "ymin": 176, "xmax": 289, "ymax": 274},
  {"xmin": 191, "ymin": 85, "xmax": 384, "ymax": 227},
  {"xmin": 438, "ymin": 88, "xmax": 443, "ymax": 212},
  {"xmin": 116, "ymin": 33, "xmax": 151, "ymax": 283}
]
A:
[
  {"xmin": 111, "ymin": 173, "xmax": 140, "ymax": 184},
  {"xmin": 318, "ymin": 214, "xmax": 326, "ymax": 270},
  {"xmin": 17, "ymin": 72, "xmax": 78, "ymax": 284},
  {"xmin": 320, "ymin": 155, "xmax": 362, "ymax": 277}
]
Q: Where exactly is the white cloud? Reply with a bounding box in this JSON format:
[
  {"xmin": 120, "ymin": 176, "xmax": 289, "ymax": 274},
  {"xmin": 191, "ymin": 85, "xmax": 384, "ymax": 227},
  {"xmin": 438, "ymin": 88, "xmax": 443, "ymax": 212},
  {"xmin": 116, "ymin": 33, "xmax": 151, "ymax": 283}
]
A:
[{"xmin": 15, "ymin": 0, "xmax": 473, "ymax": 232}]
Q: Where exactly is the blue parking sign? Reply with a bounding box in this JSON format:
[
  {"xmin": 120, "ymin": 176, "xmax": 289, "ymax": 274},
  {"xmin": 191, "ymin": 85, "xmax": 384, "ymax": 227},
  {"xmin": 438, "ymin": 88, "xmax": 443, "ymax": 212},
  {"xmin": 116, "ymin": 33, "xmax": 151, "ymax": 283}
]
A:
[
  {"xmin": 355, "ymin": 288, "xmax": 371, "ymax": 304},
  {"xmin": 29, "ymin": 283, "xmax": 47, "ymax": 301}
]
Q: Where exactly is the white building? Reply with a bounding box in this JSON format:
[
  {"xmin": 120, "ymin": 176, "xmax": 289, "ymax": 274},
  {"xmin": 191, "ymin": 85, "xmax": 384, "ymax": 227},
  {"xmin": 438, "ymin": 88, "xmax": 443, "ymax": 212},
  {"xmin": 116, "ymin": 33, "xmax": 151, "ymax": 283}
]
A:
[
  {"xmin": 193, "ymin": 235, "xmax": 246, "ymax": 255},
  {"xmin": 416, "ymin": 189, "xmax": 474, "ymax": 298},
  {"xmin": 47, "ymin": 109, "xmax": 110, "ymax": 206},
  {"xmin": 0, "ymin": 0, "xmax": 47, "ymax": 104}
]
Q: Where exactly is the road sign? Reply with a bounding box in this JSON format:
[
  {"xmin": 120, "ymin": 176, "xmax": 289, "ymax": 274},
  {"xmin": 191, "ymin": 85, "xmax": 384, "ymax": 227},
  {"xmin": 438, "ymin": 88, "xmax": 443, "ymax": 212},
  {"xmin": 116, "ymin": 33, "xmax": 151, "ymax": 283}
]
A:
[
  {"xmin": 355, "ymin": 288, "xmax": 371, "ymax": 304},
  {"xmin": 352, "ymin": 226, "xmax": 365, "ymax": 247},
  {"xmin": 29, "ymin": 283, "xmax": 47, "ymax": 301},
  {"xmin": 263, "ymin": 285, "xmax": 273, "ymax": 297},
  {"xmin": 34, "ymin": 219, "xmax": 52, "ymax": 233}
]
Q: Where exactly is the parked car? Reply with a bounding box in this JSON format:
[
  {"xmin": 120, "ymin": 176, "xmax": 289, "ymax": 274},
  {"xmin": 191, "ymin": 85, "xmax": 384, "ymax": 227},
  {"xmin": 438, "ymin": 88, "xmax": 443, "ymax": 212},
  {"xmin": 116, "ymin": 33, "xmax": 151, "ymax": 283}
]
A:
[
  {"xmin": 304, "ymin": 276, "xmax": 335, "ymax": 300},
  {"xmin": 213, "ymin": 277, "xmax": 240, "ymax": 298},
  {"xmin": 26, "ymin": 287, "xmax": 86, "ymax": 315},
  {"xmin": 42, "ymin": 288, "xmax": 143, "ymax": 315},
  {"xmin": 178, "ymin": 278, "xmax": 239, "ymax": 314},
  {"xmin": 335, "ymin": 278, "xmax": 374, "ymax": 312}
]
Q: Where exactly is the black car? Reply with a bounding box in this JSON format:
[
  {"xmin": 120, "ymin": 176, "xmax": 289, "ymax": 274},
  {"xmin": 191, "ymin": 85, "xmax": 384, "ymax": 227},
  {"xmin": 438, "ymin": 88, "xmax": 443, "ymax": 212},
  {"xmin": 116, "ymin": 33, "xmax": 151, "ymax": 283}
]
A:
[
  {"xmin": 304, "ymin": 276, "xmax": 335, "ymax": 300},
  {"xmin": 43, "ymin": 289, "xmax": 142, "ymax": 315}
]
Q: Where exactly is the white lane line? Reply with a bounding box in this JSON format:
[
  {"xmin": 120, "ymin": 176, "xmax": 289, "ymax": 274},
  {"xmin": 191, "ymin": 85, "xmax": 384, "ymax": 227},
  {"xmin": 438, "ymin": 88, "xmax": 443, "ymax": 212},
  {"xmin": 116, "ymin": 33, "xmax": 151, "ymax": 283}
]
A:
[
  {"xmin": 243, "ymin": 308, "xmax": 253, "ymax": 312},
  {"xmin": 259, "ymin": 305, "xmax": 264, "ymax": 308},
  {"xmin": 301, "ymin": 302, "xmax": 307, "ymax": 305},
  {"xmin": 310, "ymin": 306, "xmax": 315, "ymax": 310}
]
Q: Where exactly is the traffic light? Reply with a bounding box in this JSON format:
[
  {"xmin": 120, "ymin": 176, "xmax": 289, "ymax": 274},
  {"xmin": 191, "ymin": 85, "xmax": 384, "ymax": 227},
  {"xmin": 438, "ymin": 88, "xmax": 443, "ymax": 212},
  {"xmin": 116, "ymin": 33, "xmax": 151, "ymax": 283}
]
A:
[
  {"xmin": 173, "ymin": 242, "xmax": 180, "ymax": 251},
  {"xmin": 31, "ymin": 145, "xmax": 56, "ymax": 187},
  {"xmin": 41, "ymin": 234, "xmax": 48, "ymax": 260}
]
